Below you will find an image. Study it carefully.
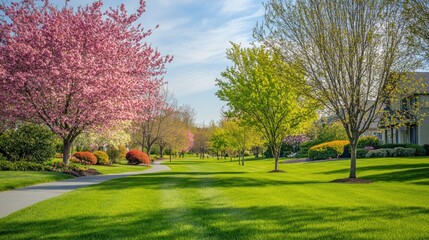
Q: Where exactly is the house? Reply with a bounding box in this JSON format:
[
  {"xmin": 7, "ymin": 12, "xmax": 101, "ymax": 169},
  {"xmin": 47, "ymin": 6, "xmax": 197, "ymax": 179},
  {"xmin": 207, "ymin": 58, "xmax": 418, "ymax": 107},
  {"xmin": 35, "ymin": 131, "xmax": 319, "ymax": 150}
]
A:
[{"xmin": 376, "ymin": 72, "xmax": 429, "ymax": 145}]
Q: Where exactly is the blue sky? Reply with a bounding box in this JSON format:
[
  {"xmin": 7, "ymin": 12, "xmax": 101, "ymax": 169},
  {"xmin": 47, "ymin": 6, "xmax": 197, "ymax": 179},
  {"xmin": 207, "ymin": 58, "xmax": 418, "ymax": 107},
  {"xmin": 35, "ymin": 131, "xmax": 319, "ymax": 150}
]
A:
[
  {"xmin": 90, "ymin": 0, "xmax": 266, "ymax": 125},
  {"xmin": 139, "ymin": 0, "xmax": 266, "ymax": 125}
]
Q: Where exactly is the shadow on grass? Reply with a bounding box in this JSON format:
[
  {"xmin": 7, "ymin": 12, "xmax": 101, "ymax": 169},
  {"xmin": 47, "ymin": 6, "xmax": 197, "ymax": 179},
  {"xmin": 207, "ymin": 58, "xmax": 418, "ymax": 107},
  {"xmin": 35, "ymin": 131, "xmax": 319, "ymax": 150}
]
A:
[
  {"xmin": 319, "ymin": 164, "xmax": 429, "ymax": 184},
  {"xmin": 1, "ymin": 205, "xmax": 428, "ymax": 240},
  {"xmin": 88, "ymin": 172, "xmax": 321, "ymax": 191}
]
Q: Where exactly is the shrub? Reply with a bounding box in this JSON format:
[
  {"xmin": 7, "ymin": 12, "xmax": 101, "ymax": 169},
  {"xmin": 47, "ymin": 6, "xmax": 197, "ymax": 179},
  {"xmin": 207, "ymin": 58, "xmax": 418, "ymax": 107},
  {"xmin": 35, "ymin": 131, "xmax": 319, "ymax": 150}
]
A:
[
  {"xmin": 382, "ymin": 148, "xmax": 395, "ymax": 157},
  {"xmin": 308, "ymin": 140, "xmax": 349, "ymax": 160},
  {"xmin": 107, "ymin": 145, "xmax": 127, "ymax": 163},
  {"xmin": 0, "ymin": 160, "xmax": 48, "ymax": 171},
  {"xmin": 356, "ymin": 148, "xmax": 367, "ymax": 158},
  {"xmin": 299, "ymin": 140, "xmax": 323, "ymax": 156},
  {"xmin": 93, "ymin": 150, "xmax": 109, "ymax": 165},
  {"xmin": 0, "ymin": 160, "xmax": 13, "ymax": 170},
  {"xmin": 0, "ymin": 153, "xmax": 6, "ymax": 161},
  {"xmin": 0, "ymin": 123, "xmax": 56, "ymax": 163},
  {"xmin": 72, "ymin": 152, "xmax": 97, "ymax": 165},
  {"xmin": 393, "ymin": 147, "xmax": 416, "ymax": 157},
  {"xmin": 406, "ymin": 144, "xmax": 426, "ymax": 156},
  {"xmin": 126, "ymin": 150, "xmax": 150, "ymax": 165},
  {"xmin": 424, "ymin": 144, "xmax": 429, "ymax": 156},
  {"xmin": 358, "ymin": 136, "xmax": 381, "ymax": 148},
  {"xmin": 366, "ymin": 149, "xmax": 388, "ymax": 158},
  {"xmin": 380, "ymin": 144, "xmax": 425, "ymax": 156}
]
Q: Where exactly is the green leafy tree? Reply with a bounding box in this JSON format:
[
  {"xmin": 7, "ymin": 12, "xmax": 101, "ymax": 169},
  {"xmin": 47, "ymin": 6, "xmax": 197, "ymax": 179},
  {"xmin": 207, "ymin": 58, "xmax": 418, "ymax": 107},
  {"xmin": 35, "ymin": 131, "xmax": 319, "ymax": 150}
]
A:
[
  {"xmin": 209, "ymin": 127, "xmax": 229, "ymax": 160},
  {"xmin": 404, "ymin": 0, "xmax": 429, "ymax": 60},
  {"xmin": 216, "ymin": 44, "xmax": 317, "ymax": 171},
  {"xmin": 256, "ymin": 0, "xmax": 422, "ymax": 178}
]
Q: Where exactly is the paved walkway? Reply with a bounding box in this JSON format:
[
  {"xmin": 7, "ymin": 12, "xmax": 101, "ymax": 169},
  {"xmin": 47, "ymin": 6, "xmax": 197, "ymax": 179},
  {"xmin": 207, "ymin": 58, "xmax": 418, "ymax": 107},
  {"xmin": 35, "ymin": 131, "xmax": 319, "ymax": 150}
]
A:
[{"xmin": 0, "ymin": 161, "xmax": 171, "ymax": 218}]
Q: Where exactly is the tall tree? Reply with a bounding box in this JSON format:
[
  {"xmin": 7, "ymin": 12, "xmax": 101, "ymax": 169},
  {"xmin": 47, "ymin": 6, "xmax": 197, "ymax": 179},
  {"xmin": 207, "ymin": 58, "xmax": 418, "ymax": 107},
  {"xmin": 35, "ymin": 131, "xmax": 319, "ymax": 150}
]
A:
[
  {"xmin": 404, "ymin": 0, "xmax": 429, "ymax": 60},
  {"xmin": 222, "ymin": 119, "xmax": 264, "ymax": 166},
  {"xmin": 255, "ymin": 0, "xmax": 421, "ymax": 178},
  {"xmin": 0, "ymin": 0, "xmax": 172, "ymax": 164},
  {"xmin": 133, "ymin": 87, "xmax": 174, "ymax": 157},
  {"xmin": 216, "ymin": 44, "xmax": 317, "ymax": 171}
]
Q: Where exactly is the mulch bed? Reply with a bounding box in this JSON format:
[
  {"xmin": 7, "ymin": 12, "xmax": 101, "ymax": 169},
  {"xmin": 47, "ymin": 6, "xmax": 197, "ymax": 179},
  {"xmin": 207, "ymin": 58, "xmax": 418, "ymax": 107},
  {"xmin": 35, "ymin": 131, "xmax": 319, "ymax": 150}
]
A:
[
  {"xmin": 66, "ymin": 168, "xmax": 102, "ymax": 177},
  {"xmin": 268, "ymin": 169, "xmax": 286, "ymax": 173},
  {"xmin": 331, "ymin": 178, "xmax": 373, "ymax": 184}
]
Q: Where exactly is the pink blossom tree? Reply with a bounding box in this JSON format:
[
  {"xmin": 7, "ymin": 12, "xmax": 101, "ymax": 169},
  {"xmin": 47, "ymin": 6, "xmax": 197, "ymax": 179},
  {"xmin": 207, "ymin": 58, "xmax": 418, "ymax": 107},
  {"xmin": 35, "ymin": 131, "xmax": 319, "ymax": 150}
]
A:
[{"xmin": 0, "ymin": 0, "xmax": 172, "ymax": 164}]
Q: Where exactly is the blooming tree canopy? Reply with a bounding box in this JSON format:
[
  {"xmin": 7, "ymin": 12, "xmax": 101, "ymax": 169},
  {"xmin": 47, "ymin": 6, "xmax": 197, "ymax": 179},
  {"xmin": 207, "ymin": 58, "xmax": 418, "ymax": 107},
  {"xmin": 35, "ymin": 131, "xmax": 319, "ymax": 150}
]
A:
[{"xmin": 0, "ymin": 0, "xmax": 172, "ymax": 164}]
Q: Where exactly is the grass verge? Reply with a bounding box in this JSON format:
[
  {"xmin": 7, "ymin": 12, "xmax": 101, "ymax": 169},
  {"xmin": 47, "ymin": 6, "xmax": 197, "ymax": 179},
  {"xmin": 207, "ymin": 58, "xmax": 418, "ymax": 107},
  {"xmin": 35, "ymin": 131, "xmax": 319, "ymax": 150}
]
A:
[{"xmin": 0, "ymin": 171, "xmax": 73, "ymax": 191}]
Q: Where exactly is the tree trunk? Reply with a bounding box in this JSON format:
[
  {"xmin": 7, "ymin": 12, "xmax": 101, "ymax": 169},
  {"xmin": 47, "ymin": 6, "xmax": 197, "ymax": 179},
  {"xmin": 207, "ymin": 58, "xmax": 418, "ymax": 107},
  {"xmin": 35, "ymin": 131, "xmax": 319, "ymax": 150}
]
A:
[
  {"xmin": 160, "ymin": 145, "xmax": 164, "ymax": 159},
  {"xmin": 146, "ymin": 145, "xmax": 152, "ymax": 157},
  {"xmin": 272, "ymin": 144, "xmax": 280, "ymax": 171},
  {"xmin": 169, "ymin": 149, "xmax": 172, "ymax": 162},
  {"xmin": 62, "ymin": 139, "xmax": 72, "ymax": 166},
  {"xmin": 349, "ymin": 140, "xmax": 358, "ymax": 178}
]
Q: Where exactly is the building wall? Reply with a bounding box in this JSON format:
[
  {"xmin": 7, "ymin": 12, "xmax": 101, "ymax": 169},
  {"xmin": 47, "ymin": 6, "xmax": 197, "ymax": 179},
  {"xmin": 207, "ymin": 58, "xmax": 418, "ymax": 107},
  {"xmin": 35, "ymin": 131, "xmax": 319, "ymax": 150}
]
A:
[
  {"xmin": 417, "ymin": 95, "xmax": 429, "ymax": 145},
  {"xmin": 418, "ymin": 111, "xmax": 429, "ymax": 145}
]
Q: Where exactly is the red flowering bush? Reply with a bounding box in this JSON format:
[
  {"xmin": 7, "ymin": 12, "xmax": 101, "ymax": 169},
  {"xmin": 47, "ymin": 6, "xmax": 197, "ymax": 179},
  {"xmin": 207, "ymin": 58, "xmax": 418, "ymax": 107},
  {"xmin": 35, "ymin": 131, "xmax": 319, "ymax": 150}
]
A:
[
  {"xmin": 126, "ymin": 150, "xmax": 150, "ymax": 165},
  {"xmin": 72, "ymin": 152, "xmax": 97, "ymax": 165}
]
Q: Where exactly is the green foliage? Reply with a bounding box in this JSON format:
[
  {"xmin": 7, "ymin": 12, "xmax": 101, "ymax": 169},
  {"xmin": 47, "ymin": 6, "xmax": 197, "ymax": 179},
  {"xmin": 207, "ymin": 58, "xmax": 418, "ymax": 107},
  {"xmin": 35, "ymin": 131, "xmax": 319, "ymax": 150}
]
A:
[
  {"xmin": 216, "ymin": 43, "xmax": 318, "ymax": 169},
  {"xmin": 358, "ymin": 136, "xmax": 381, "ymax": 148},
  {"xmin": 0, "ymin": 160, "xmax": 48, "ymax": 171},
  {"xmin": 380, "ymin": 144, "xmax": 425, "ymax": 156},
  {"xmin": 298, "ymin": 139, "xmax": 323, "ymax": 157},
  {"xmin": 356, "ymin": 148, "xmax": 367, "ymax": 158},
  {"xmin": 382, "ymin": 148, "xmax": 395, "ymax": 157},
  {"xmin": 424, "ymin": 144, "xmax": 429, "ymax": 156},
  {"xmin": 0, "ymin": 123, "xmax": 56, "ymax": 163},
  {"xmin": 93, "ymin": 151, "xmax": 110, "ymax": 165},
  {"xmin": 366, "ymin": 149, "xmax": 388, "ymax": 158},
  {"xmin": 308, "ymin": 140, "xmax": 350, "ymax": 160},
  {"xmin": 0, "ymin": 153, "xmax": 6, "ymax": 161},
  {"xmin": 106, "ymin": 145, "xmax": 127, "ymax": 163},
  {"xmin": 393, "ymin": 147, "xmax": 416, "ymax": 157},
  {"xmin": 307, "ymin": 121, "xmax": 348, "ymax": 144}
]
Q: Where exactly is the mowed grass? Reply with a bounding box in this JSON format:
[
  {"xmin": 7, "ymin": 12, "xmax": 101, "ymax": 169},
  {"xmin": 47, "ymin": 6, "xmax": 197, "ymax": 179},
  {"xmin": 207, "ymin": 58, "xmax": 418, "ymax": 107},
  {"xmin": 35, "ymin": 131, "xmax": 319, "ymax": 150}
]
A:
[
  {"xmin": 0, "ymin": 171, "xmax": 72, "ymax": 191},
  {"xmin": 1, "ymin": 156, "xmax": 428, "ymax": 239}
]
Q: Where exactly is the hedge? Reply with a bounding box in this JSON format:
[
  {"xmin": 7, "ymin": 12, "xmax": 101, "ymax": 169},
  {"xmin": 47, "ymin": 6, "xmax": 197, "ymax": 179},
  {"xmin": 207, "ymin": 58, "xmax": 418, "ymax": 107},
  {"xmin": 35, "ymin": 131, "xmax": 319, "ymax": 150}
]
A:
[
  {"xmin": 366, "ymin": 149, "xmax": 388, "ymax": 158},
  {"xmin": 308, "ymin": 140, "xmax": 349, "ymax": 160},
  {"xmin": 380, "ymin": 144, "xmax": 425, "ymax": 156},
  {"xmin": 393, "ymin": 147, "xmax": 416, "ymax": 157},
  {"xmin": 0, "ymin": 160, "xmax": 49, "ymax": 171},
  {"xmin": 357, "ymin": 136, "xmax": 381, "ymax": 148}
]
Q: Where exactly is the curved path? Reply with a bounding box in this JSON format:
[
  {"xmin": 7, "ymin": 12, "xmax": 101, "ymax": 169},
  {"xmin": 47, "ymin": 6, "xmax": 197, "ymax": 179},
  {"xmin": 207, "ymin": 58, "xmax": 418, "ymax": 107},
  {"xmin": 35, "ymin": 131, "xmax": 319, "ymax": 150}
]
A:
[{"xmin": 0, "ymin": 161, "xmax": 171, "ymax": 218}]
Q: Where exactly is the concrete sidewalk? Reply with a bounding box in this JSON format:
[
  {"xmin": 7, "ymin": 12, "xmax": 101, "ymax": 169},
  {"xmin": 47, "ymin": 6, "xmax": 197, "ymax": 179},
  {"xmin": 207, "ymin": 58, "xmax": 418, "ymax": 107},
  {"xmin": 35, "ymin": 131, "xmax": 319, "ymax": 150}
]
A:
[{"xmin": 0, "ymin": 161, "xmax": 171, "ymax": 218}]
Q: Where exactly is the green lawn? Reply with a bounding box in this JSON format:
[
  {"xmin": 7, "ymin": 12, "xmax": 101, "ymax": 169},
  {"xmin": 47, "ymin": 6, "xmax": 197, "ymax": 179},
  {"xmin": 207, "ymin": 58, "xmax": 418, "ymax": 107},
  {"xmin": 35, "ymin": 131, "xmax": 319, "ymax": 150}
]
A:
[
  {"xmin": 1, "ymin": 157, "xmax": 428, "ymax": 239},
  {"xmin": 0, "ymin": 171, "xmax": 73, "ymax": 191}
]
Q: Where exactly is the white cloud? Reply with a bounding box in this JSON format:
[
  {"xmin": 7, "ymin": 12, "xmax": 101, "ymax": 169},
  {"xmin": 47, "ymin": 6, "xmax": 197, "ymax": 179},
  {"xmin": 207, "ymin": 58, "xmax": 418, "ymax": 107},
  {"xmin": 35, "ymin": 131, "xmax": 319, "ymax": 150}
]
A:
[
  {"xmin": 164, "ymin": 7, "xmax": 264, "ymax": 66},
  {"xmin": 219, "ymin": 0, "xmax": 258, "ymax": 14},
  {"xmin": 166, "ymin": 67, "xmax": 219, "ymax": 97}
]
